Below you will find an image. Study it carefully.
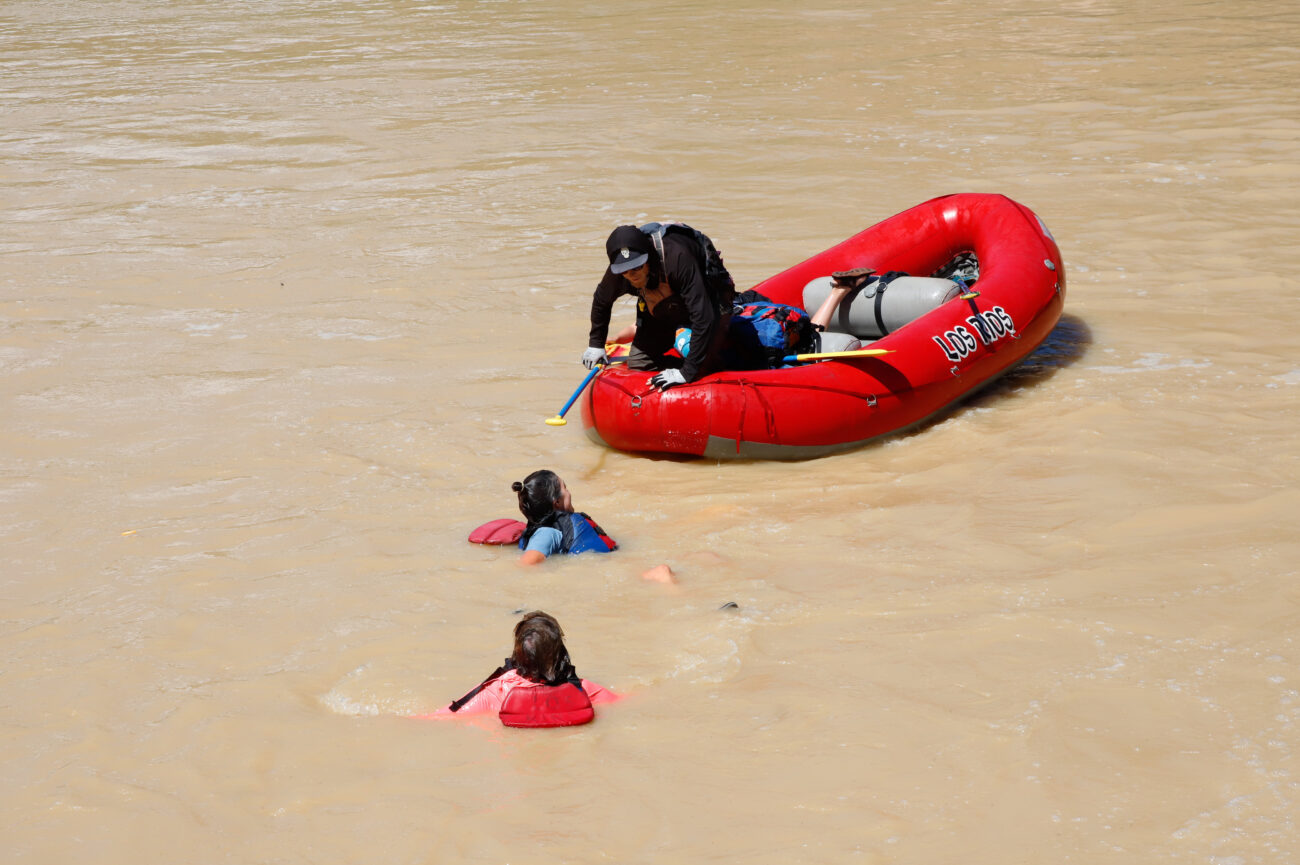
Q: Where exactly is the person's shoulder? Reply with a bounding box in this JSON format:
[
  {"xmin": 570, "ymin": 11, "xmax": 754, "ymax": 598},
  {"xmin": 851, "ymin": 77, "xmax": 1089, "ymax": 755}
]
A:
[
  {"xmin": 523, "ymin": 525, "xmax": 563, "ymax": 556},
  {"xmin": 663, "ymin": 226, "xmax": 700, "ymax": 249},
  {"xmin": 664, "ymin": 229, "xmax": 705, "ymax": 264}
]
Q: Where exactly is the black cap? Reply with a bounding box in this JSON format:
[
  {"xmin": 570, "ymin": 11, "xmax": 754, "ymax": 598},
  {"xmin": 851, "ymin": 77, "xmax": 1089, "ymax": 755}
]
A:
[{"xmin": 606, "ymin": 225, "xmax": 652, "ymax": 274}]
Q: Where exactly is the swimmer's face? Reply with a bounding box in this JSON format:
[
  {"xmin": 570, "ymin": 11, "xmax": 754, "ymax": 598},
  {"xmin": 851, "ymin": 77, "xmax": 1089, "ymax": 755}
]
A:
[
  {"xmin": 556, "ymin": 479, "xmax": 572, "ymax": 512},
  {"xmin": 623, "ymin": 262, "xmax": 650, "ymax": 290}
]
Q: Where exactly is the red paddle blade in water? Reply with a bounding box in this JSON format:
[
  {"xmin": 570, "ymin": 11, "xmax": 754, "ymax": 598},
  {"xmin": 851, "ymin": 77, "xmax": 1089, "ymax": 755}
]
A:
[{"xmin": 468, "ymin": 519, "xmax": 525, "ymax": 545}]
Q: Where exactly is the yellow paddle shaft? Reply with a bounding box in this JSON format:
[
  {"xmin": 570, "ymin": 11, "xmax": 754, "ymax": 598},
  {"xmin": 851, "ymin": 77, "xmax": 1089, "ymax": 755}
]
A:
[{"xmin": 784, "ymin": 348, "xmax": 893, "ymax": 362}]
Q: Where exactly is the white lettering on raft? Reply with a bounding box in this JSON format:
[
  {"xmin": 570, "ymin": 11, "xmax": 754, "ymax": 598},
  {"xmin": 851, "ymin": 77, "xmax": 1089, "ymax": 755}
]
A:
[{"xmin": 932, "ymin": 306, "xmax": 1016, "ymax": 363}]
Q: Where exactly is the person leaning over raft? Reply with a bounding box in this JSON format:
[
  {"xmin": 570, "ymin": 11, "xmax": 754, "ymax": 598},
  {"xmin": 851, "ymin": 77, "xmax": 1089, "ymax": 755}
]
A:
[
  {"xmin": 415, "ymin": 611, "xmax": 618, "ymax": 726},
  {"xmin": 582, "ymin": 223, "xmax": 735, "ymax": 392}
]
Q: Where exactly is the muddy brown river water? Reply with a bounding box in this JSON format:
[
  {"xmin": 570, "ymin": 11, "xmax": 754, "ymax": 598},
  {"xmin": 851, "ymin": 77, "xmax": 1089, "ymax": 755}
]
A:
[{"xmin": 3, "ymin": 1, "xmax": 1298, "ymax": 862}]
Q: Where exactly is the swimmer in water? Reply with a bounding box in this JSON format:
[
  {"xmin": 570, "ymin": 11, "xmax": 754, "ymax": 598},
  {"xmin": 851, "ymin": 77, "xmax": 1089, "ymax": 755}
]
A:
[
  {"xmin": 512, "ymin": 470, "xmax": 675, "ymax": 583},
  {"xmin": 416, "ymin": 611, "xmax": 618, "ymax": 726}
]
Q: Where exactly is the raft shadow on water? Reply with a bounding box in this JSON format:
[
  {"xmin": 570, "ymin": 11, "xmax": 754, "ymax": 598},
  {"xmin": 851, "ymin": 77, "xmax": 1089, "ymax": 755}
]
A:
[
  {"xmin": 838, "ymin": 313, "xmax": 1093, "ymax": 453},
  {"xmin": 980, "ymin": 312, "xmax": 1092, "ymax": 393},
  {"xmin": 822, "ymin": 313, "xmax": 1093, "ymax": 456},
  {"xmin": 907, "ymin": 311, "xmax": 1092, "ymax": 428},
  {"xmin": 802, "ymin": 312, "xmax": 1092, "ymax": 459}
]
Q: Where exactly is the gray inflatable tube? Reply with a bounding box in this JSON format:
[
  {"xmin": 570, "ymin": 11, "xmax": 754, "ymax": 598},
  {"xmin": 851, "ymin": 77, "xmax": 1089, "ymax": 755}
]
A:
[{"xmin": 803, "ymin": 275, "xmax": 962, "ymax": 339}]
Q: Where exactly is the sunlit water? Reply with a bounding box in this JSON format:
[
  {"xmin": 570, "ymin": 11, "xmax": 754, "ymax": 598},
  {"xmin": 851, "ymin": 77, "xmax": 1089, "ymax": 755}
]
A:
[{"xmin": 3, "ymin": 1, "xmax": 1298, "ymax": 862}]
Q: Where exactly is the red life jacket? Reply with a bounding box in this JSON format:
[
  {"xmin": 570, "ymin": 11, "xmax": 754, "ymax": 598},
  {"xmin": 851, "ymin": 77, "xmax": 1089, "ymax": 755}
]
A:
[
  {"xmin": 499, "ymin": 682, "xmax": 595, "ymax": 728},
  {"xmin": 450, "ymin": 660, "xmax": 597, "ymax": 728}
]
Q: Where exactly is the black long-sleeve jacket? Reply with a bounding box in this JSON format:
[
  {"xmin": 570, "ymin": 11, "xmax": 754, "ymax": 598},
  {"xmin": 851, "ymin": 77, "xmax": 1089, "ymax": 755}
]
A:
[{"xmin": 587, "ymin": 231, "xmax": 723, "ymax": 382}]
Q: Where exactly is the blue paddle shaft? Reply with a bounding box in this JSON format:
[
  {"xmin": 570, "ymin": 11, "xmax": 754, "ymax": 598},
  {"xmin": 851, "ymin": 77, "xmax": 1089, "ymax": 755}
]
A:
[{"xmin": 556, "ymin": 364, "xmax": 602, "ymax": 419}]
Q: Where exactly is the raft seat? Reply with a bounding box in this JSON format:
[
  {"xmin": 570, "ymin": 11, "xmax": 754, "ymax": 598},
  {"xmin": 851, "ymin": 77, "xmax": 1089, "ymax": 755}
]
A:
[
  {"xmin": 804, "ymin": 275, "xmax": 961, "ymax": 339},
  {"xmin": 813, "ymin": 330, "xmax": 865, "ymax": 353}
]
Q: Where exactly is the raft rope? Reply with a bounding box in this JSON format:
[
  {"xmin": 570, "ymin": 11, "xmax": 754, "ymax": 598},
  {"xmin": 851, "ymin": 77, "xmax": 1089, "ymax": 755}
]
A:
[
  {"xmin": 734, "ymin": 380, "xmax": 779, "ymax": 452},
  {"xmin": 595, "ymin": 372, "xmax": 882, "ymax": 406},
  {"xmin": 591, "ymin": 366, "xmax": 884, "ymax": 453}
]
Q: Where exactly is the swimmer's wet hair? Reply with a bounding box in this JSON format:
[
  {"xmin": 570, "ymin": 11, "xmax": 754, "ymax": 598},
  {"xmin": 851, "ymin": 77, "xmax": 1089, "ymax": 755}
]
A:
[
  {"xmin": 512, "ymin": 610, "xmax": 574, "ymax": 684},
  {"xmin": 512, "ymin": 469, "xmax": 563, "ymax": 527}
]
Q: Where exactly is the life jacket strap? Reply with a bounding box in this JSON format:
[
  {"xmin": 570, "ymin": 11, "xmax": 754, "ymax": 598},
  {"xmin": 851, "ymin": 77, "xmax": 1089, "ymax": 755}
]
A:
[{"xmin": 448, "ymin": 660, "xmax": 513, "ymax": 712}]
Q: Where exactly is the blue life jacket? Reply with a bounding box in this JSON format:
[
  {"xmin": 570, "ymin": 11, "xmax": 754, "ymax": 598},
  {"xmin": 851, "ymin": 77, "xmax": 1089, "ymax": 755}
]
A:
[{"xmin": 518, "ymin": 511, "xmax": 618, "ymax": 555}]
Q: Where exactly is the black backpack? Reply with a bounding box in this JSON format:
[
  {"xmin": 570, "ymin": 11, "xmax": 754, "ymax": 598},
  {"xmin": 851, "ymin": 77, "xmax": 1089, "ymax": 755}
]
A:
[{"xmin": 640, "ymin": 222, "xmax": 736, "ymax": 310}]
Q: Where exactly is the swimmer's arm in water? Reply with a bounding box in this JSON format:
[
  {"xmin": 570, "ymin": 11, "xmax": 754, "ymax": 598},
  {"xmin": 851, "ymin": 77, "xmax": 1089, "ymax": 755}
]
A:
[
  {"xmin": 516, "ymin": 524, "xmax": 676, "ymax": 582},
  {"xmin": 520, "ymin": 554, "xmax": 676, "ymax": 582},
  {"xmin": 516, "ymin": 525, "xmax": 563, "ymax": 566}
]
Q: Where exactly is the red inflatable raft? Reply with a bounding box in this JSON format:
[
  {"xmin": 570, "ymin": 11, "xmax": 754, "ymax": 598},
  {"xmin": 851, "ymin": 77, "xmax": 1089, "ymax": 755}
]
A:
[{"xmin": 579, "ymin": 193, "xmax": 1065, "ymax": 459}]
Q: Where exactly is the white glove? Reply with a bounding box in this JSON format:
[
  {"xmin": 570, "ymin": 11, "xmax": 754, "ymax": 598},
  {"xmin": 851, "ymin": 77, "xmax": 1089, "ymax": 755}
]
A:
[
  {"xmin": 582, "ymin": 347, "xmax": 608, "ymax": 369},
  {"xmin": 649, "ymin": 369, "xmax": 686, "ymax": 391}
]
